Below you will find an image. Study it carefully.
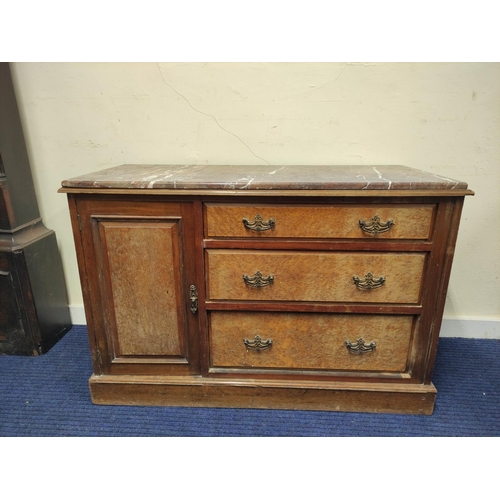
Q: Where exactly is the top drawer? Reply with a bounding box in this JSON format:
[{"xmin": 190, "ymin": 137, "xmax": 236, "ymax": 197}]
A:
[{"xmin": 205, "ymin": 204, "xmax": 435, "ymax": 240}]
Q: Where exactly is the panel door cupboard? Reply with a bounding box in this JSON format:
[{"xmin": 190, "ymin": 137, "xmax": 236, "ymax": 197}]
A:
[
  {"xmin": 60, "ymin": 165, "xmax": 473, "ymax": 414},
  {"xmin": 73, "ymin": 197, "xmax": 200, "ymax": 377}
]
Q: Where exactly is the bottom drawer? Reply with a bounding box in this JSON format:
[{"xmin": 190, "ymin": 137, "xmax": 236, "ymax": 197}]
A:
[{"xmin": 209, "ymin": 312, "xmax": 413, "ymax": 373}]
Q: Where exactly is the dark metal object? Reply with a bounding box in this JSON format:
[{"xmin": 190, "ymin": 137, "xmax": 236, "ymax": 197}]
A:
[
  {"xmin": 243, "ymin": 270, "xmax": 274, "ymax": 288},
  {"xmin": 244, "ymin": 335, "xmax": 273, "ymax": 351},
  {"xmin": 189, "ymin": 285, "xmax": 198, "ymax": 314},
  {"xmin": 359, "ymin": 215, "xmax": 394, "ymax": 235},
  {"xmin": 242, "ymin": 214, "xmax": 276, "ymax": 232},
  {"xmin": 345, "ymin": 338, "xmax": 377, "ymax": 354},
  {"xmin": 353, "ymin": 272, "xmax": 386, "ymax": 289}
]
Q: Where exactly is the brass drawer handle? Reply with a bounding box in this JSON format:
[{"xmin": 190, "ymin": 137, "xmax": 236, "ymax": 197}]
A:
[
  {"xmin": 243, "ymin": 271, "xmax": 274, "ymax": 288},
  {"xmin": 359, "ymin": 215, "xmax": 394, "ymax": 235},
  {"xmin": 242, "ymin": 214, "xmax": 276, "ymax": 231},
  {"xmin": 244, "ymin": 335, "xmax": 273, "ymax": 351},
  {"xmin": 353, "ymin": 272, "xmax": 386, "ymax": 289},
  {"xmin": 345, "ymin": 338, "xmax": 376, "ymax": 354}
]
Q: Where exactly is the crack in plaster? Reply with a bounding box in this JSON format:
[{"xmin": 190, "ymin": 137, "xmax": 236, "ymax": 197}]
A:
[
  {"xmin": 286, "ymin": 63, "xmax": 349, "ymax": 99},
  {"xmin": 157, "ymin": 64, "xmax": 270, "ymax": 165}
]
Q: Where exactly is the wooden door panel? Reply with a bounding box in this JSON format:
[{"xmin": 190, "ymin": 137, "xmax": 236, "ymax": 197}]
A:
[
  {"xmin": 76, "ymin": 198, "xmax": 200, "ymax": 376},
  {"xmin": 100, "ymin": 220, "xmax": 185, "ymax": 357}
]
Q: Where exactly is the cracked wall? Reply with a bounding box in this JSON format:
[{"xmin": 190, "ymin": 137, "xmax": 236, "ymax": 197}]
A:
[{"xmin": 8, "ymin": 62, "xmax": 500, "ymax": 322}]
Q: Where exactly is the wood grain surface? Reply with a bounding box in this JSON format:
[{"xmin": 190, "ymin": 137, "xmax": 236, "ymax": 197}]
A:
[
  {"xmin": 101, "ymin": 220, "xmax": 184, "ymax": 356},
  {"xmin": 89, "ymin": 374, "xmax": 437, "ymax": 414},
  {"xmin": 209, "ymin": 312, "xmax": 413, "ymax": 372},
  {"xmin": 205, "ymin": 203, "xmax": 435, "ymax": 239},
  {"xmin": 74, "ymin": 197, "xmax": 201, "ymax": 377},
  {"xmin": 207, "ymin": 250, "xmax": 426, "ymax": 304}
]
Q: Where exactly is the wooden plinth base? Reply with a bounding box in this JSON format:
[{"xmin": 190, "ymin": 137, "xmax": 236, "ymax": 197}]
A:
[{"xmin": 89, "ymin": 375, "xmax": 437, "ymax": 415}]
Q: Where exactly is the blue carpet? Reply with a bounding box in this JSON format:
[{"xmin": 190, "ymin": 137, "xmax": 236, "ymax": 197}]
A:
[{"xmin": 0, "ymin": 325, "xmax": 498, "ymax": 436}]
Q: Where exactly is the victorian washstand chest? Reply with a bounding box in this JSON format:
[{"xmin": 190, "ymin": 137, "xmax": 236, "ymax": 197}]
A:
[{"xmin": 60, "ymin": 165, "xmax": 473, "ymax": 414}]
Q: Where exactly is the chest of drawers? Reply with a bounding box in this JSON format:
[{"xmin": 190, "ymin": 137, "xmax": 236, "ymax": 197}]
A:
[{"xmin": 60, "ymin": 165, "xmax": 473, "ymax": 414}]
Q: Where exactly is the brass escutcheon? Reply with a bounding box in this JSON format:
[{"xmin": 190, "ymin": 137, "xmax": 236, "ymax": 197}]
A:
[{"xmin": 189, "ymin": 285, "xmax": 198, "ymax": 313}]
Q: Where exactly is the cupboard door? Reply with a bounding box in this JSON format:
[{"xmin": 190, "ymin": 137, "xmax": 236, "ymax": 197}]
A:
[{"xmin": 77, "ymin": 198, "xmax": 199, "ymax": 376}]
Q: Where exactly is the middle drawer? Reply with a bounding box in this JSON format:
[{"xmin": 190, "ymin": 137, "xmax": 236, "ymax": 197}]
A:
[{"xmin": 206, "ymin": 250, "xmax": 426, "ymax": 304}]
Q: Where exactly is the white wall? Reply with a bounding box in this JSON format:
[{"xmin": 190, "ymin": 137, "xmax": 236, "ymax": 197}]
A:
[{"xmin": 9, "ymin": 62, "xmax": 500, "ymax": 334}]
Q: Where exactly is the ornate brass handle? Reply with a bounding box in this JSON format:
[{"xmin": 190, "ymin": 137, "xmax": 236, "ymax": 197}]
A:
[
  {"xmin": 244, "ymin": 335, "xmax": 273, "ymax": 351},
  {"xmin": 189, "ymin": 285, "xmax": 198, "ymax": 313},
  {"xmin": 242, "ymin": 214, "xmax": 275, "ymax": 231},
  {"xmin": 243, "ymin": 271, "xmax": 274, "ymax": 288},
  {"xmin": 353, "ymin": 272, "xmax": 386, "ymax": 289},
  {"xmin": 345, "ymin": 338, "xmax": 376, "ymax": 354},
  {"xmin": 359, "ymin": 215, "xmax": 394, "ymax": 235}
]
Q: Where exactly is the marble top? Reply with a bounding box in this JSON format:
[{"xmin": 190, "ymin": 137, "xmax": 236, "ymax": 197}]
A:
[{"xmin": 61, "ymin": 165, "xmax": 469, "ymax": 191}]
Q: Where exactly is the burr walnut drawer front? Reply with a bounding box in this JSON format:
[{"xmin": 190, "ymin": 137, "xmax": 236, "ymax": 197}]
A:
[
  {"xmin": 209, "ymin": 312, "xmax": 413, "ymax": 372},
  {"xmin": 206, "ymin": 250, "xmax": 426, "ymax": 304},
  {"xmin": 205, "ymin": 203, "xmax": 435, "ymax": 240}
]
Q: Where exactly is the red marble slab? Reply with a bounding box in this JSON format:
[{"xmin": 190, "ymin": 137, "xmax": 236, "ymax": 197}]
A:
[{"xmin": 61, "ymin": 164, "xmax": 469, "ymax": 190}]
